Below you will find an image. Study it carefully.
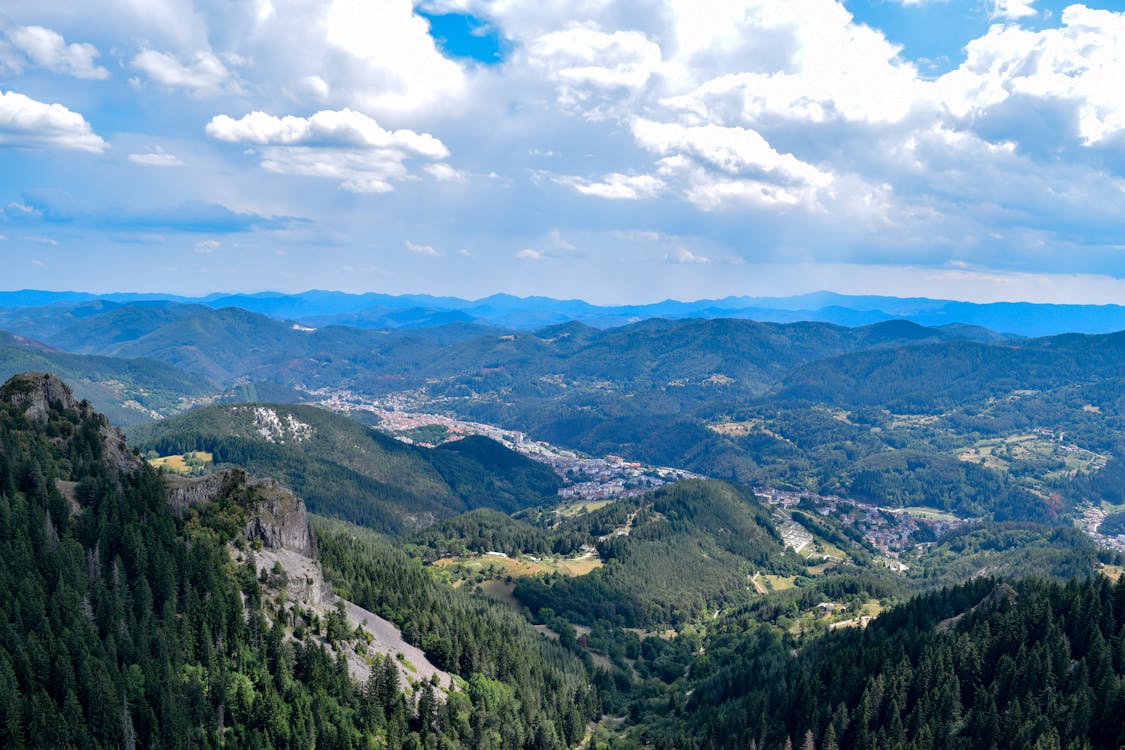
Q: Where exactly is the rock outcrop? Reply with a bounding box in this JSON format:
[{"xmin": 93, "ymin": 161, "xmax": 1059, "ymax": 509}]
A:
[
  {"xmin": 163, "ymin": 470, "xmax": 317, "ymax": 559},
  {"xmin": 163, "ymin": 473, "xmax": 230, "ymax": 517},
  {"xmin": 1, "ymin": 372, "xmax": 144, "ymax": 473},
  {"xmin": 240, "ymin": 478, "xmax": 318, "ymax": 559},
  {"xmin": 1, "ymin": 372, "xmax": 77, "ymax": 423}
]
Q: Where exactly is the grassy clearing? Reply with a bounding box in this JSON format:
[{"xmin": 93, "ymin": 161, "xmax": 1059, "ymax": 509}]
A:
[
  {"xmin": 899, "ymin": 506, "xmax": 961, "ymax": 522},
  {"xmin": 434, "ymin": 551, "xmax": 602, "ymax": 580},
  {"xmin": 1100, "ymin": 565, "xmax": 1124, "ymax": 582},
  {"xmin": 624, "ymin": 627, "xmax": 677, "ymax": 640},
  {"xmin": 149, "ymin": 451, "xmax": 213, "ymax": 474},
  {"xmin": 805, "ymin": 538, "xmax": 850, "ymax": 561},
  {"xmin": 707, "ymin": 419, "xmax": 794, "ymax": 444},
  {"xmin": 554, "ymin": 499, "xmax": 613, "ymax": 518},
  {"xmin": 888, "ymin": 413, "xmax": 940, "ymax": 428},
  {"xmin": 555, "ymin": 554, "xmax": 603, "ymax": 576},
  {"xmin": 788, "ymin": 597, "xmax": 884, "ymax": 635},
  {"xmin": 760, "ymin": 574, "xmax": 797, "ymax": 593},
  {"xmin": 958, "ymin": 433, "xmax": 1106, "ymax": 477}
]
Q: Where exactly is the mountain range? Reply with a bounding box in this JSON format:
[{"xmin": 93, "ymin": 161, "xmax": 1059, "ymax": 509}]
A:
[{"xmin": 6, "ymin": 288, "xmax": 1125, "ymax": 336}]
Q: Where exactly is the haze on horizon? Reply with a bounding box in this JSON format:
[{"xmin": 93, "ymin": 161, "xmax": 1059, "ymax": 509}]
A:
[{"xmin": 3, "ymin": 0, "xmax": 1125, "ymax": 306}]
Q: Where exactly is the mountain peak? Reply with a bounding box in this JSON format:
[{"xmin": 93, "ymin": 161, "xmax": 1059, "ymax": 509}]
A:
[
  {"xmin": 1, "ymin": 372, "xmax": 80, "ymax": 423},
  {"xmin": 1, "ymin": 372, "xmax": 145, "ymax": 473}
]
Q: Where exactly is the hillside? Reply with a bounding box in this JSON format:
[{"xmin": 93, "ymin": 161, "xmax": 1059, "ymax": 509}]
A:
[
  {"xmin": 127, "ymin": 403, "xmax": 562, "ymax": 533},
  {"xmin": 630, "ymin": 576, "xmax": 1125, "ymax": 749},
  {"xmin": 513, "ymin": 480, "xmax": 794, "ymax": 628},
  {"xmin": 0, "ymin": 335, "xmax": 214, "ymax": 424},
  {"xmin": 0, "ymin": 373, "xmax": 593, "ymax": 749},
  {"xmin": 773, "ymin": 332, "xmax": 1125, "ymax": 413}
]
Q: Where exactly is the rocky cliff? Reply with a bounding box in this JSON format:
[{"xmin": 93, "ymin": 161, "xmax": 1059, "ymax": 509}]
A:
[
  {"xmin": 1, "ymin": 371, "xmax": 76, "ymax": 423},
  {"xmin": 163, "ymin": 469, "xmax": 318, "ymax": 559},
  {"xmin": 1, "ymin": 372, "xmax": 144, "ymax": 473}
]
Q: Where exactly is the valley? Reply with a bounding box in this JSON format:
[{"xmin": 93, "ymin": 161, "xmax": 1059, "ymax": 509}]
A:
[{"xmin": 4, "ymin": 294, "xmax": 1125, "ymax": 749}]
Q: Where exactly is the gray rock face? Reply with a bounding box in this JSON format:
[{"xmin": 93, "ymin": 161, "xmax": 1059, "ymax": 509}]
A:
[
  {"xmin": 162, "ymin": 470, "xmax": 317, "ymax": 558},
  {"xmin": 99, "ymin": 424, "xmax": 146, "ymax": 473},
  {"xmin": 164, "ymin": 473, "xmax": 229, "ymax": 517},
  {"xmin": 1, "ymin": 372, "xmax": 78, "ymax": 423},
  {"xmin": 241, "ymin": 478, "xmax": 318, "ymax": 559}
]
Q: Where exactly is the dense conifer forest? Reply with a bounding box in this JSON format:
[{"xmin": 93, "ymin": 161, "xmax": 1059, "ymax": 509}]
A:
[{"xmin": 0, "ymin": 375, "xmax": 594, "ymax": 749}]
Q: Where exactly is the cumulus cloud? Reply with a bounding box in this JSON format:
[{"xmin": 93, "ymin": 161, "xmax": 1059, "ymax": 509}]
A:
[
  {"xmin": 515, "ymin": 248, "xmax": 545, "ymax": 260},
  {"xmin": 194, "ymin": 239, "xmax": 220, "ymax": 253},
  {"xmin": 0, "ymin": 90, "xmax": 106, "ymax": 152},
  {"xmin": 665, "ymin": 247, "xmax": 709, "ymax": 264},
  {"xmin": 10, "ymin": 0, "xmax": 1125, "ymax": 295},
  {"xmin": 405, "ymin": 240, "xmax": 440, "ymax": 256},
  {"xmin": 991, "ymin": 0, "xmax": 1037, "ymax": 20},
  {"xmin": 324, "ymin": 0, "xmax": 466, "ymax": 112},
  {"xmin": 559, "ymin": 172, "xmax": 665, "ymax": 200},
  {"xmin": 296, "ymin": 75, "xmax": 330, "ymax": 101},
  {"xmin": 206, "ymin": 109, "xmax": 449, "ymax": 192},
  {"xmin": 934, "ymin": 7, "xmax": 1125, "ymax": 145},
  {"xmin": 128, "ymin": 147, "xmax": 183, "ymax": 167},
  {"xmin": 5, "ymin": 26, "xmax": 109, "ymax": 79},
  {"xmin": 629, "ymin": 120, "xmax": 834, "ymax": 209},
  {"xmin": 526, "ymin": 25, "xmax": 663, "ymax": 118},
  {"xmin": 424, "ymin": 163, "xmax": 467, "ymax": 182},
  {"xmin": 206, "ymin": 109, "xmax": 448, "ymax": 157},
  {"xmin": 132, "ymin": 48, "xmax": 239, "ymax": 96}
]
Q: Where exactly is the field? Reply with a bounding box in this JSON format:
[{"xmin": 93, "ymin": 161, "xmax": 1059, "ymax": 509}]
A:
[
  {"xmin": 1100, "ymin": 565, "xmax": 1124, "ymax": 582},
  {"xmin": 707, "ymin": 419, "xmax": 792, "ymax": 443},
  {"xmin": 554, "ymin": 499, "xmax": 613, "ymax": 519},
  {"xmin": 149, "ymin": 451, "xmax": 213, "ymax": 474},
  {"xmin": 434, "ymin": 551, "xmax": 602, "ymax": 581},
  {"xmin": 758, "ymin": 574, "xmax": 797, "ymax": 593},
  {"xmin": 898, "ymin": 506, "xmax": 961, "ymax": 522},
  {"xmin": 957, "ymin": 433, "xmax": 1106, "ymax": 477}
]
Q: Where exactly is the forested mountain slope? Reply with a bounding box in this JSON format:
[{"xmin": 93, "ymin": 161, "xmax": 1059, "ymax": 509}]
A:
[
  {"xmin": 127, "ymin": 403, "xmax": 561, "ymax": 533},
  {"xmin": 631, "ymin": 576, "xmax": 1125, "ymax": 750},
  {"xmin": 0, "ymin": 331, "xmax": 214, "ymax": 425},
  {"xmin": 0, "ymin": 372, "xmax": 593, "ymax": 748}
]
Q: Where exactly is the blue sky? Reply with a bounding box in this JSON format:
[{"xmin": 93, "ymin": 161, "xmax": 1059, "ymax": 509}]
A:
[{"xmin": 3, "ymin": 0, "xmax": 1125, "ymax": 304}]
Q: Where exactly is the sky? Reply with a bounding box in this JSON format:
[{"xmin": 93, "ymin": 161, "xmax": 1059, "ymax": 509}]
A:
[{"xmin": 3, "ymin": 0, "xmax": 1125, "ymax": 304}]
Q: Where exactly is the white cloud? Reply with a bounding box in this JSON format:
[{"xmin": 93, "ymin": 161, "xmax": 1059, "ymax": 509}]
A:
[
  {"xmin": 934, "ymin": 7, "xmax": 1125, "ymax": 145},
  {"xmin": 194, "ymin": 239, "xmax": 220, "ymax": 253},
  {"xmin": 560, "ymin": 172, "xmax": 665, "ymax": 200},
  {"xmin": 405, "ymin": 240, "xmax": 440, "ymax": 256},
  {"xmin": 324, "ymin": 0, "xmax": 466, "ymax": 112},
  {"xmin": 991, "ymin": 0, "xmax": 1036, "ymax": 20},
  {"xmin": 6, "ymin": 26, "xmax": 109, "ymax": 79},
  {"xmin": 296, "ymin": 75, "xmax": 330, "ymax": 101},
  {"xmin": 624, "ymin": 120, "xmax": 835, "ymax": 210},
  {"xmin": 0, "ymin": 90, "xmax": 106, "ymax": 152},
  {"xmin": 665, "ymin": 246, "xmax": 709, "ymax": 264},
  {"xmin": 132, "ymin": 48, "xmax": 238, "ymax": 96},
  {"xmin": 516, "ymin": 248, "xmax": 545, "ymax": 260},
  {"xmin": 206, "ymin": 109, "xmax": 448, "ymax": 157},
  {"xmin": 634, "ymin": 120, "xmax": 832, "ymax": 186},
  {"xmin": 206, "ymin": 109, "xmax": 448, "ymax": 192},
  {"xmin": 526, "ymin": 25, "xmax": 663, "ymax": 118},
  {"xmin": 128, "ymin": 147, "xmax": 183, "ymax": 167},
  {"xmin": 424, "ymin": 163, "xmax": 467, "ymax": 182}
]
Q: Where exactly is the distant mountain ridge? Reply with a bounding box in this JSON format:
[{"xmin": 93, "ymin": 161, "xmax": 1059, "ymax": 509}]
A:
[{"xmin": 5, "ymin": 288, "xmax": 1125, "ymax": 336}]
